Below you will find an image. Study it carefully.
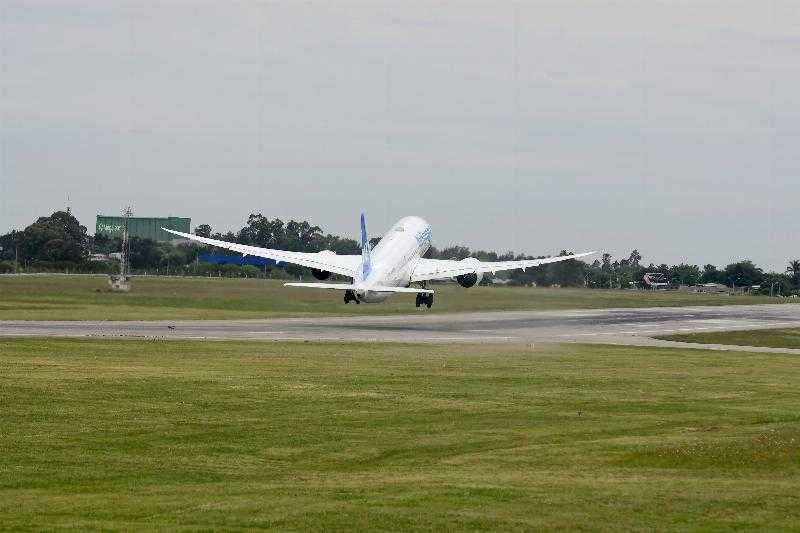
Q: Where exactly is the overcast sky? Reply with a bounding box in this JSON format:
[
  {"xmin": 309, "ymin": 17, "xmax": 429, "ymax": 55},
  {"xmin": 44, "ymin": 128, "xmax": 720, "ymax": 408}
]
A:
[{"xmin": 1, "ymin": 1, "xmax": 798, "ymax": 270}]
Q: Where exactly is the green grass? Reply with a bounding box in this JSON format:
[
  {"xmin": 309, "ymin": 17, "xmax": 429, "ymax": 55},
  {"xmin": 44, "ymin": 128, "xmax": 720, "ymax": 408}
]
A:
[
  {"xmin": 0, "ymin": 274, "xmax": 785, "ymax": 321},
  {"xmin": 1, "ymin": 338, "xmax": 799, "ymax": 530},
  {"xmin": 657, "ymin": 327, "xmax": 800, "ymax": 349}
]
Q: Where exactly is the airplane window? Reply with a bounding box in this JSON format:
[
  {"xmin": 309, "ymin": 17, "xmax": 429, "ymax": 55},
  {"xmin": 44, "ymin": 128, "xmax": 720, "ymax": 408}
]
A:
[{"xmin": 395, "ymin": 227, "xmax": 404, "ymax": 232}]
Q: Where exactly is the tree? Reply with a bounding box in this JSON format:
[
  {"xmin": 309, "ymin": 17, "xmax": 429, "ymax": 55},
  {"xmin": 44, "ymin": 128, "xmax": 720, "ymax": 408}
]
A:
[
  {"xmin": 315, "ymin": 234, "xmax": 360, "ymax": 255},
  {"xmin": 438, "ymin": 245, "xmax": 471, "ymax": 260},
  {"xmin": 628, "ymin": 250, "xmax": 642, "ymax": 268},
  {"xmin": 472, "ymin": 249, "xmax": 499, "ymax": 262},
  {"xmin": 601, "ymin": 253, "xmax": 613, "ymax": 272},
  {"xmin": 0, "ymin": 230, "xmax": 22, "ymax": 262},
  {"xmin": 786, "ymin": 259, "xmax": 800, "ymax": 287},
  {"xmin": 724, "ymin": 260, "xmax": 763, "ymax": 287},
  {"xmin": 550, "ymin": 250, "xmax": 587, "ymax": 287},
  {"xmin": 701, "ymin": 264, "xmax": 723, "ymax": 284},
  {"xmin": 761, "ymin": 273, "xmax": 793, "ymax": 296},
  {"xmin": 586, "ymin": 258, "xmax": 613, "ymax": 288},
  {"xmin": 241, "ymin": 265, "xmax": 260, "ymax": 278},
  {"xmin": 239, "ymin": 214, "xmax": 285, "ymax": 248},
  {"xmin": 160, "ymin": 246, "xmax": 189, "ymax": 271},
  {"xmin": 195, "ymin": 224, "xmax": 212, "ymax": 238},
  {"xmin": 6, "ymin": 211, "xmax": 89, "ymax": 263},
  {"xmin": 669, "ymin": 263, "xmax": 701, "ymax": 285},
  {"xmin": 128, "ymin": 238, "xmax": 163, "ymax": 270},
  {"xmin": 285, "ymin": 220, "xmax": 323, "ymax": 252}
]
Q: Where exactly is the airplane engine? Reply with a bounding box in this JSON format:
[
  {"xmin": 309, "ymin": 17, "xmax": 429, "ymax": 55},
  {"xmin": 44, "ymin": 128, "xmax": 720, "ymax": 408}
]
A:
[
  {"xmin": 456, "ymin": 257, "xmax": 483, "ymax": 288},
  {"xmin": 311, "ymin": 251, "xmax": 336, "ymax": 280},
  {"xmin": 311, "ymin": 268, "xmax": 332, "ymax": 280}
]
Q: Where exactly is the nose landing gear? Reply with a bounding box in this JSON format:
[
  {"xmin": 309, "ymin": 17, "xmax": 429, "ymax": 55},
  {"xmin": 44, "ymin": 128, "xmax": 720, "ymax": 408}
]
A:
[
  {"xmin": 344, "ymin": 290, "xmax": 360, "ymax": 304},
  {"xmin": 415, "ymin": 292, "xmax": 434, "ymax": 309}
]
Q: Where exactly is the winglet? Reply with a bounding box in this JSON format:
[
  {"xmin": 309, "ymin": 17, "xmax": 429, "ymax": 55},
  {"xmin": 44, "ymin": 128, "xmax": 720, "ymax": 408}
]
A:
[{"xmin": 360, "ymin": 212, "xmax": 372, "ymax": 280}]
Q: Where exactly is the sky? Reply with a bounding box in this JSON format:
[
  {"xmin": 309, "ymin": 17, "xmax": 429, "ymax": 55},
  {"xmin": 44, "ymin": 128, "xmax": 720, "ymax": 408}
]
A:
[{"xmin": 1, "ymin": 1, "xmax": 798, "ymax": 271}]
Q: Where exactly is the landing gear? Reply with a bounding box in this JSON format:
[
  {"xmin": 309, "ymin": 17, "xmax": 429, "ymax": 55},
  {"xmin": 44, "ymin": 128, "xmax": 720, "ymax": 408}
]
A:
[
  {"xmin": 415, "ymin": 293, "xmax": 434, "ymax": 309},
  {"xmin": 344, "ymin": 290, "xmax": 360, "ymax": 305}
]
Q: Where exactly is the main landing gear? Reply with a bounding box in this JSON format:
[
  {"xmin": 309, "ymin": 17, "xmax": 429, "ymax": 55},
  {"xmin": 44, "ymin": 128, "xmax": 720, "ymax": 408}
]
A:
[
  {"xmin": 344, "ymin": 290, "xmax": 360, "ymax": 304},
  {"xmin": 415, "ymin": 292, "xmax": 434, "ymax": 309}
]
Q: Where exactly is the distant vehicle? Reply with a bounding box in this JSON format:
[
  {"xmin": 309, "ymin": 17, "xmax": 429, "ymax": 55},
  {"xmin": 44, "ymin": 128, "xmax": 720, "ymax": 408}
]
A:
[{"xmin": 165, "ymin": 215, "xmax": 594, "ymax": 308}]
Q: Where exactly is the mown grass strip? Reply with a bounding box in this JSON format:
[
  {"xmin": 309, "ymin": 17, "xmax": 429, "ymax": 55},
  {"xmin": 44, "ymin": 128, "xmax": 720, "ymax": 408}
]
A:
[
  {"xmin": 1, "ymin": 338, "xmax": 799, "ymax": 530},
  {"xmin": 657, "ymin": 327, "xmax": 800, "ymax": 349},
  {"xmin": 0, "ymin": 275, "xmax": 786, "ymax": 320}
]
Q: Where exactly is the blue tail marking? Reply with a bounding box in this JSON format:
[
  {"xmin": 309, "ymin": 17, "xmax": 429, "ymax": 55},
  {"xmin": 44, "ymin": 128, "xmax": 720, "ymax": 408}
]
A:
[{"xmin": 360, "ymin": 212, "xmax": 372, "ymax": 280}]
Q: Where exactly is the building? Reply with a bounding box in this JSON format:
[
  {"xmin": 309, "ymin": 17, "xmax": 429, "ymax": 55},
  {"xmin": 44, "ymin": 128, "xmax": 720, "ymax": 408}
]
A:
[
  {"xmin": 642, "ymin": 272, "xmax": 670, "ymax": 290},
  {"xmin": 695, "ymin": 283, "xmax": 729, "ymax": 294},
  {"xmin": 198, "ymin": 255, "xmax": 282, "ymax": 268},
  {"xmin": 95, "ymin": 215, "xmax": 191, "ymax": 242}
]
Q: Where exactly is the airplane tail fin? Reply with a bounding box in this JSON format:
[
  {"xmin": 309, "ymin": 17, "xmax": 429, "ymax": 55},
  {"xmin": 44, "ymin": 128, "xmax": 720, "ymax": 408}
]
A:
[{"xmin": 360, "ymin": 212, "xmax": 372, "ymax": 280}]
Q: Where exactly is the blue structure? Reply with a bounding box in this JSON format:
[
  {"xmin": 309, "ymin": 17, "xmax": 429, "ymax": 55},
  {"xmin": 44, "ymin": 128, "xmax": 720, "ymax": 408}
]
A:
[{"xmin": 198, "ymin": 255, "xmax": 283, "ymax": 268}]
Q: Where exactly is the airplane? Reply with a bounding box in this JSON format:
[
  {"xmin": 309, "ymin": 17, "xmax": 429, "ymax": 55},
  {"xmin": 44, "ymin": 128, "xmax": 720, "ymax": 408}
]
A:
[{"xmin": 164, "ymin": 215, "xmax": 595, "ymax": 308}]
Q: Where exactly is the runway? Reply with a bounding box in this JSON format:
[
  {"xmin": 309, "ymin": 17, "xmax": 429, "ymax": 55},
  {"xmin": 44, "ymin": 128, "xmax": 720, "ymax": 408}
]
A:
[{"xmin": 2, "ymin": 304, "xmax": 800, "ymax": 350}]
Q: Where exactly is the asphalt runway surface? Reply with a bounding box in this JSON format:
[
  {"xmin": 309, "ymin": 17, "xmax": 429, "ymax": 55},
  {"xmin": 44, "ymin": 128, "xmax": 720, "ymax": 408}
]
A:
[{"xmin": 3, "ymin": 304, "xmax": 800, "ymax": 351}]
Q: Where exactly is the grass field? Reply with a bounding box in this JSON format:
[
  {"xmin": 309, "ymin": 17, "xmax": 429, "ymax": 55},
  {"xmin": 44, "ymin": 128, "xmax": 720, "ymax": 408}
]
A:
[
  {"xmin": 658, "ymin": 327, "xmax": 800, "ymax": 349},
  {"xmin": 0, "ymin": 274, "xmax": 786, "ymax": 321},
  {"xmin": 1, "ymin": 338, "xmax": 799, "ymax": 530}
]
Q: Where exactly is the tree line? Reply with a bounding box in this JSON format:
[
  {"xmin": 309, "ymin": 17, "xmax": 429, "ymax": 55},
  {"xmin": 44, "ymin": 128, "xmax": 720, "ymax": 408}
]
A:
[{"xmin": 2, "ymin": 210, "xmax": 799, "ymax": 295}]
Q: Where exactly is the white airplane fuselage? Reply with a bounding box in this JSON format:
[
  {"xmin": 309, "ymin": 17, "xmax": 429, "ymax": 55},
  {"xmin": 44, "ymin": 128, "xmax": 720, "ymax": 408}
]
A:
[{"xmin": 355, "ymin": 216, "xmax": 431, "ymax": 302}]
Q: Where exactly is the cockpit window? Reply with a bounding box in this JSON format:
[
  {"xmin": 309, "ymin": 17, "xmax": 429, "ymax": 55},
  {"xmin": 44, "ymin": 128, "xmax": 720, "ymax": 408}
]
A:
[{"xmin": 395, "ymin": 226, "xmax": 405, "ymax": 232}]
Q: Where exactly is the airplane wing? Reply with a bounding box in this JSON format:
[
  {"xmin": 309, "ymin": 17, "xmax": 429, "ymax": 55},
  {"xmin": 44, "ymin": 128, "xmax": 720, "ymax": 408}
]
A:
[
  {"xmin": 410, "ymin": 251, "xmax": 597, "ymax": 282},
  {"xmin": 162, "ymin": 228, "xmax": 361, "ymax": 278}
]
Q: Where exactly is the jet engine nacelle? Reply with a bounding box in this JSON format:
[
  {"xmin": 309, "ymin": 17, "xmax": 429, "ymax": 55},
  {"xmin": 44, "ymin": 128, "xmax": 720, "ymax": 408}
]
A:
[
  {"xmin": 456, "ymin": 257, "xmax": 483, "ymax": 288},
  {"xmin": 311, "ymin": 268, "xmax": 332, "ymax": 280},
  {"xmin": 311, "ymin": 250, "xmax": 336, "ymax": 280}
]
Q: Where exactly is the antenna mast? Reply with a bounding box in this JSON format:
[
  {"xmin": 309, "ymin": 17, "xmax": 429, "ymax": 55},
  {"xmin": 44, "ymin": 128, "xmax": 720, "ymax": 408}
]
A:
[
  {"xmin": 121, "ymin": 206, "xmax": 133, "ymax": 277},
  {"xmin": 109, "ymin": 205, "xmax": 133, "ymax": 291}
]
